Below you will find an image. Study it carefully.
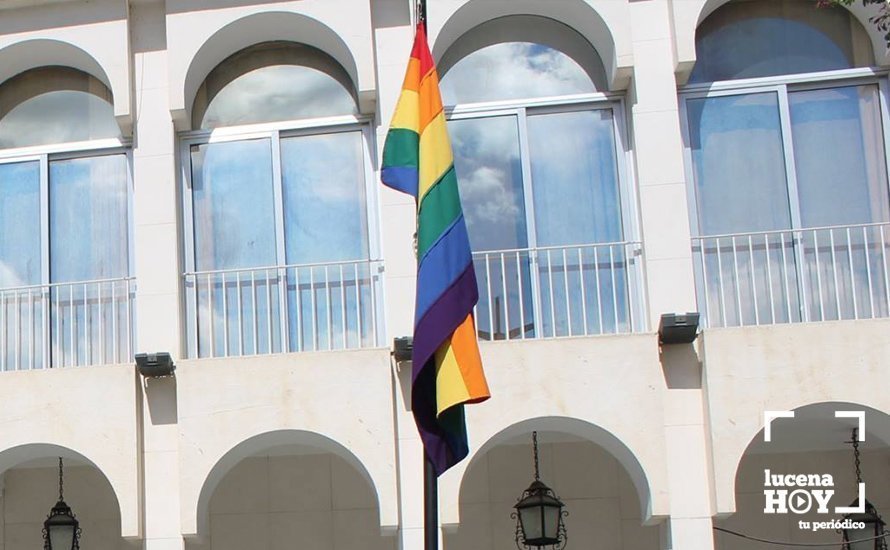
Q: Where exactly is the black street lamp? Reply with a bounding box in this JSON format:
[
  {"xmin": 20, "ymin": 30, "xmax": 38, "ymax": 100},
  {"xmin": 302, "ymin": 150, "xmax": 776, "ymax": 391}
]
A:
[
  {"xmin": 43, "ymin": 457, "xmax": 81, "ymax": 550},
  {"xmin": 513, "ymin": 431, "xmax": 567, "ymax": 549},
  {"xmin": 842, "ymin": 429, "xmax": 887, "ymax": 550}
]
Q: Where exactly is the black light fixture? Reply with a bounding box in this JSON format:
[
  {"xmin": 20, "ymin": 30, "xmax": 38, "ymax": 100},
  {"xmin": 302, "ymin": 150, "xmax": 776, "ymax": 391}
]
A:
[
  {"xmin": 658, "ymin": 312, "xmax": 700, "ymax": 345},
  {"xmin": 135, "ymin": 352, "xmax": 176, "ymax": 377},
  {"xmin": 513, "ymin": 431, "xmax": 567, "ymax": 549},
  {"xmin": 43, "ymin": 457, "xmax": 81, "ymax": 550},
  {"xmin": 842, "ymin": 428, "xmax": 888, "ymax": 550}
]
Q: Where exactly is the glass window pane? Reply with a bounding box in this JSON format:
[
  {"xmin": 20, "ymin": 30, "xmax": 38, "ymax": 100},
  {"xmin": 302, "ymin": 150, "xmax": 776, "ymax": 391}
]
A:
[
  {"xmin": 0, "ymin": 67, "xmax": 120, "ymax": 149},
  {"xmin": 790, "ymin": 85, "xmax": 890, "ymax": 227},
  {"xmin": 690, "ymin": 0, "xmax": 872, "ymax": 83},
  {"xmin": 191, "ymin": 139, "xmax": 277, "ymax": 270},
  {"xmin": 440, "ymin": 43, "xmax": 596, "ymax": 105},
  {"xmin": 194, "ymin": 42, "xmax": 357, "ymax": 129},
  {"xmin": 0, "ymin": 161, "xmax": 40, "ymax": 287},
  {"xmin": 450, "ymin": 116, "xmax": 526, "ymax": 251},
  {"xmin": 281, "ymin": 132, "xmax": 369, "ymax": 264},
  {"xmin": 50, "ymin": 154, "xmax": 129, "ymax": 282},
  {"xmin": 528, "ymin": 109, "xmax": 623, "ymax": 246},
  {"xmin": 687, "ymin": 93, "xmax": 792, "ymax": 235}
]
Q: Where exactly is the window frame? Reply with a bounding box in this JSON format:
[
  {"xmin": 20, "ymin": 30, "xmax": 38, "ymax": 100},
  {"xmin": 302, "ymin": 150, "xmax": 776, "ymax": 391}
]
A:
[
  {"xmin": 446, "ymin": 90, "xmax": 646, "ymax": 334},
  {"xmin": 178, "ymin": 113, "xmax": 384, "ymax": 354},
  {"xmin": 679, "ymin": 67, "xmax": 890, "ymax": 239}
]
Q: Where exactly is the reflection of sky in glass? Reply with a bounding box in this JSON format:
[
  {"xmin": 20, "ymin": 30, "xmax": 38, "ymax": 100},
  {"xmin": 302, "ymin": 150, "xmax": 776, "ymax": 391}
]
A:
[
  {"xmin": 192, "ymin": 139, "xmax": 277, "ymax": 270},
  {"xmin": 281, "ymin": 132, "xmax": 369, "ymax": 263},
  {"xmin": 688, "ymin": 93, "xmax": 792, "ymax": 234},
  {"xmin": 449, "ymin": 116, "xmax": 526, "ymax": 251},
  {"xmin": 789, "ymin": 85, "xmax": 890, "ymax": 227},
  {"xmin": 50, "ymin": 155, "xmax": 129, "ymax": 282},
  {"xmin": 0, "ymin": 91, "xmax": 120, "ymax": 149},
  {"xmin": 200, "ymin": 65, "xmax": 357, "ymax": 129},
  {"xmin": 0, "ymin": 161, "xmax": 40, "ymax": 287},
  {"xmin": 440, "ymin": 42, "xmax": 595, "ymax": 105},
  {"xmin": 690, "ymin": 17, "xmax": 852, "ymax": 83},
  {"xmin": 528, "ymin": 110, "xmax": 622, "ymax": 245}
]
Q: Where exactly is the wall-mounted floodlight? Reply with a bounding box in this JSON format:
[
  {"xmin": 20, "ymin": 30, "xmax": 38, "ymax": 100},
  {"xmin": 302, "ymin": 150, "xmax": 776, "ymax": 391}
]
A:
[
  {"xmin": 135, "ymin": 352, "xmax": 176, "ymax": 377},
  {"xmin": 658, "ymin": 313, "xmax": 700, "ymax": 345},
  {"xmin": 392, "ymin": 337, "xmax": 413, "ymax": 363}
]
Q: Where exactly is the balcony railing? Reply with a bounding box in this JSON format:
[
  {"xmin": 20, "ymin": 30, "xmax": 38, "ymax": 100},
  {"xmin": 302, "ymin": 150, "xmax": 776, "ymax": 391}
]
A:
[
  {"xmin": 692, "ymin": 222, "xmax": 890, "ymax": 328},
  {"xmin": 0, "ymin": 277, "xmax": 136, "ymax": 371},
  {"xmin": 184, "ymin": 259, "xmax": 383, "ymax": 358},
  {"xmin": 472, "ymin": 241, "xmax": 644, "ymax": 340}
]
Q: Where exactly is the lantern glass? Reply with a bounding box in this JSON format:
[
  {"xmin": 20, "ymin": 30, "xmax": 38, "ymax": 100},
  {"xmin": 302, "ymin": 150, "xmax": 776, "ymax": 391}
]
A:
[
  {"xmin": 44, "ymin": 501, "xmax": 78, "ymax": 550},
  {"xmin": 518, "ymin": 504, "xmax": 544, "ymax": 542},
  {"xmin": 542, "ymin": 502, "xmax": 561, "ymax": 541},
  {"xmin": 48, "ymin": 523, "xmax": 75, "ymax": 550}
]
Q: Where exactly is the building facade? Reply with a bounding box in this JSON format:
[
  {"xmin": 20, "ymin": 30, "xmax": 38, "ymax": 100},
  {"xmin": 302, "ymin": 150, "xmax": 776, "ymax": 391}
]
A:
[{"xmin": 0, "ymin": 0, "xmax": 888, "ymax": 549}]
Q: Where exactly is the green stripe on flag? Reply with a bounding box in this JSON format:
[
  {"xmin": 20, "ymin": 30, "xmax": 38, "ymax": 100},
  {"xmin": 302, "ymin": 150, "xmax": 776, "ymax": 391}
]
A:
[
  {"xmin": 417, "ymin": 167, "xmax": 462, "ymax": 258},
  {"xmin": 382, "ymin": 128, "xmax": 419, "ymax": 168}
]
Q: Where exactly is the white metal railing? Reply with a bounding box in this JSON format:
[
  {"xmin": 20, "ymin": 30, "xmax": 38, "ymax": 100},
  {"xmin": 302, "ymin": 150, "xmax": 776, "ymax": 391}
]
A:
[
  {"xmin": 472, "ymin": 241, "xmax": 644, "ymax": 340},
  {"xmin": 692, "ymin": 222, "xmax": 890, "ymax": 327},
  {"xmin": 0, "ymin": 277, "xmax": 135, "ymax": 371},
  {"xmin": 184, "ymin": 259, "xmax": 383, "ymax": 358}
]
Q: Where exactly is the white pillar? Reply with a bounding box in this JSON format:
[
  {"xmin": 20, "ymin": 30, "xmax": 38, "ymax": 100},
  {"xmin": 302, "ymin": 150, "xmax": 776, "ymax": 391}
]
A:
[
  {"xmin": 628, "ymin": 0, "xmax": 698, "ymax": 330},
  {"xmin": 130, "ymin": 3, "xmax": 185, "ymax": 549}
]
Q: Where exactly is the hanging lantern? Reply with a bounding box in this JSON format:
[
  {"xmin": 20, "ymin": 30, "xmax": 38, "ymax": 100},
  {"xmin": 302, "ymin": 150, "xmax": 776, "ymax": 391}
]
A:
[
  {"xmin": 841, "ymin": 429, "xmax": 888, "ymax": 550},
  {"xmin": 42, "ymin": 457, "xmax": 81, "ymax": 550},
  {"xmin": 512, "ymin": 432, "xmax": 567, "ymax": 549}
]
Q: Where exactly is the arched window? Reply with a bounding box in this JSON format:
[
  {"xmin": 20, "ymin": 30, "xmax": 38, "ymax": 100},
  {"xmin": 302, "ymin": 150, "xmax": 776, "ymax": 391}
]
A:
[
  {"xmin": 439, "ymin": 16, "xmax": 641, "ymax": 341},
  {"xmin": 681, "ymin": 0, "xmax": 890, "ymax": 327},
  {"xmin": 182, "ymin": 42, "xmax": 379, "ymax": 358},
  {"xmin": 0, "ymin": 66, "xmax": 131, "ymax": 370}
]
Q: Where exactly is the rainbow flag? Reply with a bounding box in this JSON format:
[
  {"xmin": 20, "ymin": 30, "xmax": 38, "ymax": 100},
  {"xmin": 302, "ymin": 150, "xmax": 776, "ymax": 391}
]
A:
[{"xmin": 381, "ymin": 22, "xmax": 490, "ymax": 476}]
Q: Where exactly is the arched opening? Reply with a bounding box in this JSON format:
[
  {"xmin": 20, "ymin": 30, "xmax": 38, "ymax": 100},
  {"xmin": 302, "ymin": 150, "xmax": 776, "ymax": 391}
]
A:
[
  {"xmin": 445, "ymin": 428, "xmax": 659, "ymax": 550},
  {"xmin": 0, "ymin": 66, "xmax": 119, "ymax": 149},
  {"xmin": 715, "ymin": 402, "xmax": 890, "ymax": 548},
  {"xmin": 187, "ymin": 432, "xmax": 393, "ymax": 550},
  {"xmin": 191, "ymin": 41, "xmax": 357, "ymax": 130},
  {"xmin": 0, "ymin": 444, "xmax": 126, "ymax": 550}
]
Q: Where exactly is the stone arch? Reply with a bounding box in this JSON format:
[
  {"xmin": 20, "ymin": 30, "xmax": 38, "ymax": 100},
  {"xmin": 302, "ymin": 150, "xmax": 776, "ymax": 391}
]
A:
[
  {"xmin": 428, "ymin": 0, "xmax": 632, "ymax": 91},
  {"xmin": 0, "ymin": 442, "xmax": 131, "ymax": 538},
  {"xmin": 0, "ymin": 39, "xmax": 129, "ymax": 134},
  {"xmin": 188, "ymin": 429, "xmax": 391, "ymax": 539},
  {"xmin": 673, "ymin": 0, "xmax": 890, "ymax": 81},
  {"xmin": 716, "ymin": 400, "xmax": 890, "ymax": 516},
  {"xmin": 440, "ymin": 416, "xmax": 666, "ymax": 528},
  {"xmin": 172, "ymin": 10, "xmax": 371, "ymax": 129}
]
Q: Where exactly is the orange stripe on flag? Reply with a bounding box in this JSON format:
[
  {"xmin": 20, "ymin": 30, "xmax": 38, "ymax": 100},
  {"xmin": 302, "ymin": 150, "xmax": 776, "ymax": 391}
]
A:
[
  {"xmin": 451, "ymin": 315, "xmax": 490, "ymax": 402},
  {"xmin": 417, "ymin": 69, "xmax": 443, "ymax": 131}
]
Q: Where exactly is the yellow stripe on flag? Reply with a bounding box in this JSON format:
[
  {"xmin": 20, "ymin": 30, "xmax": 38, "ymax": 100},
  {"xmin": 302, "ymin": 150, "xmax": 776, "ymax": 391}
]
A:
[
  {"xmin": 390, "ymin": 89, "xmax": 420, "ymax": 132},
  {"xmin": 418, "ymin": 112, "xmax": 453, "ymax": 202},
  {"xmin": 434, "ymin": 315, "xmax": 490, "ymax": 417}
]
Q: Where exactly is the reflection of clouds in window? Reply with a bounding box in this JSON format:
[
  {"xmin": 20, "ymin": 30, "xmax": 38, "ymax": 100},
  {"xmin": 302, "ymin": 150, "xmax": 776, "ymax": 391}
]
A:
[
  {"xmin": 440, "ymin": 42, "xmax": 595, "ymax": 105},
  {"xmin": 528, "ymin": 111, "xmax": 622, "ymax": 246},
  {"xmin": 0, "ymin": 161, "xmax": 40, "ymax": 287},
  {"xmin": 200, "ymin": 66, "xmax": 356, "ymax": 129},
  {"xmin": 689, "ymin": 0, "xmax": 872, "ymax": 83},
  {"xmin": 281, "ymin": 132, "xmax": 369, "ymax": 264},
  {"xmin": 449, "ymin": 116, "xmax": 527, "ymax": 252},
  {"xmin": 0, "ymin": 91, "xmax": 120, "ymax": 149}
]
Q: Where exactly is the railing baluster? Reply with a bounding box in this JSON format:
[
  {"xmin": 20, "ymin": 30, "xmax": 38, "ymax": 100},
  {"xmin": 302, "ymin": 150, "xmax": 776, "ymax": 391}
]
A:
[
  {"xmin": 578, "ymin": 247, "xmax": 588, "ymax": 336},
  {"xmin": 610, "ymin": 245, "xmax": 619, "ymax": 331},
  {"xmin": 370, "ymin": 262, "xmax": 379, "ymax": 346},
  {"xmin": 715, "ymin": 237, "xmax": 727, "ymax": 327},
  {"xmin": 546, "ymin": 249, "xmax": 556, "ymax": 337},
  {"xmin": 97, "ymin": 282, "xmax": 104, "ymax": 365},
  {"xmin": 236, "ymin": 271, "xmax": 243, "ymax": 356},
  {"xmin": 864, "ymin": 226, "xmax": 875, "ymax": 318},
  {"xmin": 516, "ymin": 251, "xmax": 526, "ymax": 339},
  {"xmin": 221, "ymin": 271, "xmax": 229, "ymax": 357},
  {"xmin": 354, "ymin": 263, "xmax": 362, "ymax": 347},
  {"xmin": 485, "ymin": 255, "xmax": 493, "ymax": 341},
  {"xmin": 764, "ymin": 234, "xmax": 775, "ymax": 324},
  {"xmin": 748, "ymin": 235, "xmax": 759, "ymax": 325},
  {"xmin": 501, "ymin": 253, "xmax": 510, "ymax": 340},
  {"xmin": 251, "ymin": 271, "xmax": 258, "ymax": 355},
  {"xmin": 814, "ymin": 231, "xmax": 825, "ymax": 321},
  {"xmin": 731, "ymin": 236, "xmax": 743, "ymax": 326},
  {"xmin": 340, "ymin": 264, "xmax": 347, "ymax": 348},
  {"xmin": 593, "ymin": 246, "xmax": 603, "ymax": 335},
  {"xmin": 207, "ymin": 273, "xmax": 215, "ymax": 358},
  {"xmin": 310, "ymin": 267, "xmax": 317, "ymax": 351},
  {"xmin": 265, "ymin": 268, "xmax": 273, "ymax": 354},
  {"xmin": 830, "ymin": 229, "xmax": 841, "ymax": 320},
  {"xmin": 882, "ymin": 228, "xmax": 890, "ymax": 316},
  {"xmin": 1, "ymin": 292, "xmax": 6, "ymax": 371},
  {"xmin": 846, "ymin": 227, "xmax": 857, "ymax": 320},
  {"xmin": 28, "ymin": 288, "xmax": 34, "ymax": 370},
  {"xmin": 562, "ymin": 248, "xmax": 571, "ymax": 337}
]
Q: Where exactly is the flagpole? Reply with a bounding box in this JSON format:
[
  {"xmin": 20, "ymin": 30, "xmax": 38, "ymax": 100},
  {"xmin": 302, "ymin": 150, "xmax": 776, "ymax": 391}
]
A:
[{"xmin": 424, "ymin": 454, "xmax": 438, "ymax": 550}]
